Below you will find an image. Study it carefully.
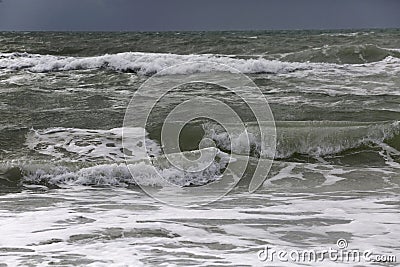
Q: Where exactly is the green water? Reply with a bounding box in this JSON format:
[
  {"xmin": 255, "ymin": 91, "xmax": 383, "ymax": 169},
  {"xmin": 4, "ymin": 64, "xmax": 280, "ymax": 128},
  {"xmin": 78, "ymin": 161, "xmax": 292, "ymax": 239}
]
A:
[{"xmin": 0, "ymin": 29, "xmax": 399, "ymax": 266}]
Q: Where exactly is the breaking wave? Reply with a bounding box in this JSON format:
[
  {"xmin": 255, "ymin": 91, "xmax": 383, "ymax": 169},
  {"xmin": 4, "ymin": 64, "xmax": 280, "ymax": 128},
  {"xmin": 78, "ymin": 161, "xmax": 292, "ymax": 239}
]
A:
[
  {"xmin": 0, "ymin": 148, "xmax": 231, "ymax": 189},
  {"xmin": 0, "ymin": 52, "xmax": 310, "ymax": 74}
]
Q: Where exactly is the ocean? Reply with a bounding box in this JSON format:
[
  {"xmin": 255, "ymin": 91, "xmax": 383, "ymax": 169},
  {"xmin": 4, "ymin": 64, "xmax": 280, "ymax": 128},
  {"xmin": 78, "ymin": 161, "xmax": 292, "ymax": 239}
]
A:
[{"xmin": 0, "ymin": 29, "xmax": 399, "ymax": 266}]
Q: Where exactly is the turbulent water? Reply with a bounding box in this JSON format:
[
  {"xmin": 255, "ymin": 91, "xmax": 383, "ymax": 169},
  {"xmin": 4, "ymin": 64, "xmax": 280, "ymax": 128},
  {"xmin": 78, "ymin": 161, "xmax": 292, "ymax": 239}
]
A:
[{"xmin": 0, "ymin": 30, "xmax": 400, "ymax": 266}]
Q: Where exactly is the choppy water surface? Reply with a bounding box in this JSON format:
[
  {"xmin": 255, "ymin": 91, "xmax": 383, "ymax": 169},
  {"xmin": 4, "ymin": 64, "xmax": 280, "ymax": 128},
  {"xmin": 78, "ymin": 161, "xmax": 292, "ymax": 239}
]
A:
[{"xmin": 0, "ymin": 30, "xmax": 399, "ymax": 266}]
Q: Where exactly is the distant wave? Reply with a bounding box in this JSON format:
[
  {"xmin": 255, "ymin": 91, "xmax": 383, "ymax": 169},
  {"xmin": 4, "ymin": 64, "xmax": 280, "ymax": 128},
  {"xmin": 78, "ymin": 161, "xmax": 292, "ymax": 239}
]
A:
[
  {"xmin": 281, "ymin": 44, "xmax": 400, "ymax": 64},
  {"xmin": 318, "ymin": 31, "xmax": 375, "ymax": 37}
]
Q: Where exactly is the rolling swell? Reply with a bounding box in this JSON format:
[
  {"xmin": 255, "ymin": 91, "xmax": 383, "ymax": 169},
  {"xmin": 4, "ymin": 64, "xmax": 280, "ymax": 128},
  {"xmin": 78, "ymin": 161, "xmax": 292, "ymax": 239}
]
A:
[
  {"xmin": 203, "ymin": 120, "xmax": 400, "ymax": 159},
  {"xmin": 1, "ymin": 121, "xmax": 399, "ymax": 189}
]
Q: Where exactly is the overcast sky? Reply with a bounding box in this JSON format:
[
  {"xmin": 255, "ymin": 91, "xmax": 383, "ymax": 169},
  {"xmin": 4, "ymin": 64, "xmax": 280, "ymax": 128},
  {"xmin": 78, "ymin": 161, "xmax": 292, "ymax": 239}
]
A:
[{"xmin": 0, "ymin": 0, "xmax": 400, "ymax": 31}]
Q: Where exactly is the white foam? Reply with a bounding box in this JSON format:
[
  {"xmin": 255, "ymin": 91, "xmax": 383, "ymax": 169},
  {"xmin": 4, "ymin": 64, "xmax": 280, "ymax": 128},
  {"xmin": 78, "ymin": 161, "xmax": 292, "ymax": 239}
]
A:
[
  {"xmin": 1, "ymin": 185, "xmax": 398, "ymax": 266},
  {"xmin": 25, "ymin": 127, "xmax": 160, "ymax": 162}
]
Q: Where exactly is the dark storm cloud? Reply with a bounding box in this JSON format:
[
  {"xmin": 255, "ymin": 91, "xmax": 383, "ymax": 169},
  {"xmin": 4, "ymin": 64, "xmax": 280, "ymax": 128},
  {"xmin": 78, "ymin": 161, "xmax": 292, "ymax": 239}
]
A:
[{"xmin": 0, "ymin": 0, "xmax": 400, "ymax": 31}]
